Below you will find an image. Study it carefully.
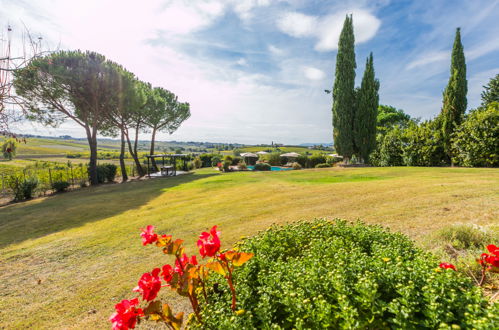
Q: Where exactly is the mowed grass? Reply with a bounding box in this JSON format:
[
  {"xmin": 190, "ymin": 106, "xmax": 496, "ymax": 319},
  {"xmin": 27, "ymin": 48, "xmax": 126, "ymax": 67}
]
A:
[{"xmin": 0, "ymin": 167, "xmax": 498, "ymax": 329}]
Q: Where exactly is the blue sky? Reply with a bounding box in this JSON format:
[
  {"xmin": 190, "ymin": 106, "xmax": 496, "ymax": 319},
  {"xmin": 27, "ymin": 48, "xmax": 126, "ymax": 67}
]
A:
[{"xmin": 2, "ymin": 0, "xmax": 499, "ymax": 144}]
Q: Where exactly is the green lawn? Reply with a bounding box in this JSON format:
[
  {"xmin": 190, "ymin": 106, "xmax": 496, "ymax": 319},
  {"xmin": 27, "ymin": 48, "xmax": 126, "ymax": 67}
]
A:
[{"xmin": 0, "ymin": 167, "xmax": 498, "ymax": 328}]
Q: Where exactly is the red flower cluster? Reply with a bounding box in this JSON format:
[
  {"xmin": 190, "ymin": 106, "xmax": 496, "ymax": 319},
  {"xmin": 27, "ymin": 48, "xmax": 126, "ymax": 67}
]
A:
[
  {"xmin": 175, "ymin": 253, "xmax": 198, "ymax": 275},
  {"xmin": 140, "ymin": 225, "xmax": 158, "ymax": 246},
  {"xmin": 109, "ymin": 298, "xmax": 144, "ymax": 330},
  {"xmin": 479, "ymin": 244, "xmax": 499, "ymax": 270},
  {"xmin": 133, "ymin": 268, "xmax": 162, "ymax": 301},
  {"xmin": 439, "ymin": 262, "xmax": 456, "ymax": 271},
  {"xmin": 197, "ymin": 225, "xmax": 221, "ymax": 258}
]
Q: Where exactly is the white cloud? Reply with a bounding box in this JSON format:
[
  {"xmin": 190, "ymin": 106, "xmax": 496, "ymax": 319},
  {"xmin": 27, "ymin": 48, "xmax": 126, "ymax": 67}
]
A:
[
  {"xmin": 268, "ymin": 44, "xmax": 285, "ymax": 56},
  {"xmin": 236, "ymin": 58, "xmax": 248, "ymax": 66},
  {"xmin": 277, "ymin": 12, "xmax": 317, "ymax": 37},
  {"xmin": 277, "ymin": 9, "xmax": 381, "ymax": 52},
  {"xmin": 406, "ymin": 51, "xmax": 450, "ymax": 70},
  {"xmin": 303, "ymin": 66, "xmax": 326, "ymax": 80}
]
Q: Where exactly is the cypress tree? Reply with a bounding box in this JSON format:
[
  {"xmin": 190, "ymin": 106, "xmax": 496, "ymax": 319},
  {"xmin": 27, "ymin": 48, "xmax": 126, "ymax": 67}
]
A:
[
  {"xmin": 441, "ymin": 27, "xmax": 467, "ymax": 160},
  {"xmin": 481, "ymin": 73, "xmax": 499, "ymax": 107},
  {"xmin": 354, "ymin": 53, "xmax": 380, "ymax": 163},
  {"xmin": 332, "ymin": 15, "xmax": 356, "ymax": 162}
]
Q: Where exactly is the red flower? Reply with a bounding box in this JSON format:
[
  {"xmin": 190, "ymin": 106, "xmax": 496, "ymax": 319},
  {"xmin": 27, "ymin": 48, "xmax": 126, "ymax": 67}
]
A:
[
  {"xmin": 109, "ymin": 298, "xmax": 143, "ymax": 330},
  {"xmin": 439, "ymin": 262, "xmax": 456, "ymax": 271},
  {"xmin": 6, "ymin": 148, "xmax": 12, "ymax": 153},
  {"xmin": 175, "ymin": 254, "xmax": 198, "ymax": 275},
  {"xmin": 197, "ymin": 225, "xmax": 221, "ymax": 258},
  {"xmin": 133, "ymin": 268, "xmax": 162, "ymax": 301},
  {"xmin": 140, "ymin": 225, "xmax": 158, "ymax": 246},
  {"xmin": 161, "ymin": 264, "xmax": 174, "ymax": 284},
  {"xmin": 487, "ymin": 244, "xmax": 499, "ymax": 256}
]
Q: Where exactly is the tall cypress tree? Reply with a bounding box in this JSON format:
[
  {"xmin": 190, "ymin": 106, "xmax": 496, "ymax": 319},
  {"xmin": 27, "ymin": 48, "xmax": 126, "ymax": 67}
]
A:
[
  {"xmin": 354, "ymin": 53, "xmax": 379, "ymax": 162},
  {"xmin": 332, "ymin": 15, "xmax": 356, "ymax": 161},
  {"xmin": 441, "ymin": 27, "xmax": 467, "ymax": 160}
]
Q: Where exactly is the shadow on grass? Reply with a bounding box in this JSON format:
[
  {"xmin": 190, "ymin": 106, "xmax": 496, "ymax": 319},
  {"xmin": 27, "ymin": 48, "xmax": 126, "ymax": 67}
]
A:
[{"xmin": 0, "ymin": 172, "xmax": 218, "ymax": 249}]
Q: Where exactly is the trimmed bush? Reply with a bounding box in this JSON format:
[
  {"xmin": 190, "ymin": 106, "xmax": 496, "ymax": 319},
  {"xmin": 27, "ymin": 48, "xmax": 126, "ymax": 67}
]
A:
[
  {"xmin": 266, "ymin": 153, "xmax": 282, "ymax": 166},
  {"xmin": 211, "ymin": 156, "xmax": 222, "ymax": 167},
  {"xmin": 315, "ymin": 163, "xmax": 331, "ymax": 168},
  {"xmin": 231, "ymin": 156, "xmax": 242, "ymax": 166},
  {"xmin": 307, "ymin": 154, "xmax": 327, "ymax": 168},
  {"xmin": 253, "ymin": 163, "xmax": 271, "ymax": 171},
  {"xmin": 51, "ymin": 180, "xmax": 70, "ymax": 192},
  {"xmin": 199, "ymin": 219, "xmax": 499, "ymax": 329},
  {"xmin": 103, "ymin": 164, "xmax": 117, "ymax": 182},
  {"xmin": 193, "ymin": 157, "xmax": 202, "ymax": 169},
  {"xmin": 7, "ymin": 175, "xmax": 38, "ymax": 201},
  {"xmin": 222, "ymin": 160, "xmax": 231, "ymax": 172}
]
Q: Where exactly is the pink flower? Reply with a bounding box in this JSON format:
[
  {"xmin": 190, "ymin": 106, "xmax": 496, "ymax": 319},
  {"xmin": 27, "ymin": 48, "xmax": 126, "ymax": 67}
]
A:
[
  {"xmin": 133, "ymin": 268, "xmax": 162, "ymax": 301},
  {"xmin": 140, "ymin": 225, "xmax": 158, "ymax": 246},
  {"xmin": 439, "ymin": 262, "xmax": 456, "ymax": 271},
  {"xmin": 109, "ymin": 298, "xmax": 143, "ymax": 330},
  {"xmin": 197, "ymin": 226, "xmax": 221, "ymax": 258}
]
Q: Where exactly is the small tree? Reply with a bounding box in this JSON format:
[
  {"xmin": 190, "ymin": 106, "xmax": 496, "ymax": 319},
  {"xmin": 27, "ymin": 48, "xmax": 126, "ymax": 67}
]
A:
[
  {"xmin": 144, "ymin": 87, "xmax": 190, "ymax": 171},
  {"xmin": 13, "ymin": 50, "xmax": 120, "ymax": 185},
  {"xmin": 332, "ymin": 15, "xmax": 356, "ymax": 162},
  {"xmin": 354, "ymin": 53, "xmax": 379, "ymax": 163},
  {"xmin": 377, "ymin": 105, "xmax": 412, "ymax": 134},
  {"xmin": 440, "ymin": 27, "xmax": 467, "ymax": 162},
  {"xmin": 481, "ymin": 73, "xmax": 499, "ymax": 107},
  {"xmin": 1, "ymin": 138, "xmax": 17, "ymax": 160}
]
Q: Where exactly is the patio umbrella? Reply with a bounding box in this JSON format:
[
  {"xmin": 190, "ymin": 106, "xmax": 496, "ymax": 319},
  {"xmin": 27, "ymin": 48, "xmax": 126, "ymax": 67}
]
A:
[
  {"xmin": 280, "ymin": 152, "xmax": 300, "ymax": 158},
  {"xmin": 240, "ymin": 152, "xmax": 258, "ymax": 158}
]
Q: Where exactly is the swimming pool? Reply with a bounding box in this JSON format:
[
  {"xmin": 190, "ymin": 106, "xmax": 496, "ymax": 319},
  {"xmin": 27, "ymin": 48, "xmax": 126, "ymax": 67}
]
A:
[{"xmin": 247, "ymin": 165, "xmax": 293, "ymax": 171}]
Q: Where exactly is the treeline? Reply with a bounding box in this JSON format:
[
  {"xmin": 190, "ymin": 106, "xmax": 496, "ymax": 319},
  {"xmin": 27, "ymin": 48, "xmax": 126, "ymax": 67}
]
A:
[
  {"xmin": 332, "ymin": 17, "xmax": 498, "ymax": 167},
  {"xmin": 13, "ymin": 50, "xmax": 191, "ymax": 185}
]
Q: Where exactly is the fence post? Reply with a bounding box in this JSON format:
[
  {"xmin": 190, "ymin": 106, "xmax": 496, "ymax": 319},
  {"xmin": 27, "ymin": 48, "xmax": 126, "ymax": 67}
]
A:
[{"xmin": 48, "ymin": 168, "xmax": 53, "ymax": 188}]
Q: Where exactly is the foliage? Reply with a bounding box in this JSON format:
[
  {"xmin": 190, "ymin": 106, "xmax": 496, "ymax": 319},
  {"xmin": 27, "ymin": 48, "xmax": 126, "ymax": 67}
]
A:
[
  {"xmin": 480, "ymin": 73, "xmax": 499, "ymax": 107},
  {"xmin": 266, "ymin": 152, "xmax": 282, "ymax": 166},
  {"xmin": 51, "ymin": 180, "xmax": 70, "ymax": 193},
  {"xmin": 332, "ymin": 15, "xmax": 356, "ymax": 160},
  {"xmin": 451, "ymin": 102, "xmax": 499, "ymax": 167},
  {"xmin": 222, "ymin": 160, "xmax": 231, "ymax": 172},
  {"xmin": 238, "ymin": 162, "xmax": 247, "ymax": 170},
  {"xmin": 354, "ymin": 53, "xmax": 379, "ymax": 162},
  {"xmin": 198, "ymin": 153, "xmax": 218, "ymax": 167},
  {"xmin": 232, "ymin": 148, "xmax": 242, "ymax": 156},
  {"xmin": 231, "ymin": 156, "xmax": 242, "ymax": 166},
  {"xmin": 307, "ymin": 154, "xmax": 327, "ymax": 168},
  {"xmin": 198, "ymin": 219, "xmax": 499, "ymax": 329},
  {"xmin": 2, "ymin": 138, "xmax": 17, "ymax": 160},
  {"xmin": 377, "ymin": 105, "xmax": 412, "ymax": 134},
  {"xmin": 434, "ymin": 224, "xmax": 494, "ymax": 250},
  {"xmin": 291, "ymin": 162, "xmax": 302, "ymax": 170},
  {"xmin": 315, "ymin": 163, "xmax": 331, "ymax": 168},
  {"xmin": 253, "ymin": 163, "xmax": 271, "ymax": 171},
  {"xmin": 193, "ymin": 157, "xmax": 202, "ymax": 169},
  {"xmin": 295, "ymin": 154, "xmax": 308, "ymax": 168},
  {"xmin": 440, "ymin": 28, "xmax": 467, "ymax": 159},
  {"xmin": 211, "ymin": 156, "xmax": 222, "ymax": 167},
  {"xmin": 109, "ymin": 225, "xmax": 253, "ymax": 330},
  {"xmin": 7, "ymin": 174, "xmax": 38, "ymax": 201},
  {"xmin": 370, "ymin": 128, "xmax": 405, "ymax": 166},
  {"xmin": 91, "ymin": 164, "xmax": 117, "ymax": 184},
  {"xmin": 403, "ymin": 120, "xmax": 446, "ymax": 166},
  {"xmin": 13, "ymin": 50, "xmax": 121, "ymax": 185}
]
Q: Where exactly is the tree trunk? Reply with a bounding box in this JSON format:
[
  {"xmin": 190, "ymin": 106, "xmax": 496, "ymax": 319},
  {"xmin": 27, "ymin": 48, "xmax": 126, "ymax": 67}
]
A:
[
  {"xmin": 120, "ymin": 128, "xmax": 128, "ymax": 182},
  {"xmin": 85, "ymin": 126, "xmax": 99, "ymax": 185},
  {"xmin": 124, "ymin": 128, "xmax": 145, "ymax": 177},
  {"xmin": 149, "ymin": 127, "xmax": 158, "ymax": 172}
]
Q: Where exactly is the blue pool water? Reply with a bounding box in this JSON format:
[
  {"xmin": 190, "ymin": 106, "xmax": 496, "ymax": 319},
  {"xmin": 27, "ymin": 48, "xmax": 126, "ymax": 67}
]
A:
[{"xmin": 247, "ymin": 165, "xmax": 293, "ymax": 171}]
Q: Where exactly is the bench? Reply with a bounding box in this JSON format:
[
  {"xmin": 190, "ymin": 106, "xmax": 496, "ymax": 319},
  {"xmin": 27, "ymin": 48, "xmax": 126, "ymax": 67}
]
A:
[{"xmin": 160, "ymin": 165, "xmax": 174, "ymax": 176}]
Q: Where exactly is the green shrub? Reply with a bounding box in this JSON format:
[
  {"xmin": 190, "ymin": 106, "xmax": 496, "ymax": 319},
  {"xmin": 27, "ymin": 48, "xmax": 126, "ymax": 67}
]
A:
[
  {"xmin": 103, "ymin": 164, "xmax": 117, "ymax": 182},
  {"xmin": 8, "ymin": 175, "xmax": 38, "ymax": 201},
  {"xmin": 291, "ymin": 162, "xmax": 302, "ymax": 170},
  {"xmin": 307, "ymin": 154, "xmax": 327, "ymax": 168},
  {"xmin": 295, "ymin": 154, "xmax": 308, "ymax": 167},
  {"xmin": 370, "ymin": 128, "xmax": 405, "ymax": 166},
  {"xmin": 193, "ymin": 157, "xmax": 202, "ymax": 169},
  {"xmin": 211, "ymin": 156, "xmax": 222, "ymax": 167},
  {"xmin": 231, "ymin": 156, "xmax": 242, "ymax": 166},
  {"xmin": 403, "ymin": 120, "xmax": 447, "ymax": 166},
  {"xmin": 238, "ymin": 162, "xmax": 247, "ymax": 170},
  {"xmin": 451, "ymin": 102, "xmax": 499, "ymax": 167},
  {"xmin": 198, "ymin": 219, "xmax": 499, "ymax": 329},
  {"xmin": 222, "ymin": 160, "xmax": 231, "ymax": 172},
  {"xmin": 434, "ymin": 224, "xmax": 495, "ymax": 250},
  {"xmin": 253, "ymin": 163, "xmax": 271, "ymax": 171},
  {"xmin": 315, "ymin": 163, "xmax": 331, "ymax": 168},
  {"xmin": 51, "ymin": 180, "xmax": 70, "ymax": 192},
  {"xmin": 266, "ymin": 153, "xmax": 282, "ymax": 166}
]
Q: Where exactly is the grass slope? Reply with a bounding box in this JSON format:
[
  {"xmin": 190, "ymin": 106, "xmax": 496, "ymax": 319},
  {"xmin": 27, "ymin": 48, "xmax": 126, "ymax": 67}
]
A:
[{"xmin": 0, "ymin": 167, "xmax": 498, "ymax": 328}]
